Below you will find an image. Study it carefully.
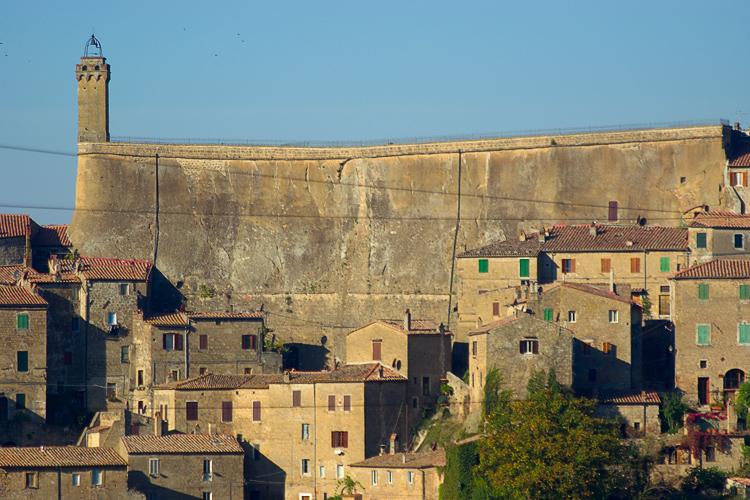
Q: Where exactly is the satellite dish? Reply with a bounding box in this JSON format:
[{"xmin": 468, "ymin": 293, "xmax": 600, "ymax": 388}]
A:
[{"xmin": 12, "ymin": 270, "xmax": 20, "ymax": 280}]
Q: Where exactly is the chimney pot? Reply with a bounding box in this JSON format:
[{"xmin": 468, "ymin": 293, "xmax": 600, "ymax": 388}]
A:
[
  {"xmin": 390, "ymin": 433, "xmax": 398, "ymax": 455},
  {"xmin": 404, "ymin": 309, "xmax": 411, "ymax": 331},
  {"xmin": 519, "ymin": 231, "xmax": 526, "ymax": 242},
  {"xmin": 589, "ymin": 224, "xmax": 597, "ymax": 237},
  {"xmin": 154, "ymin": 411, "xmax": 163, "ymax": 437}
]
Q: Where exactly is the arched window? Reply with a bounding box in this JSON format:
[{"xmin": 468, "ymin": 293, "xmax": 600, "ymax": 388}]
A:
[{"xmin": 724, "ymin": 369, "xmax": 745, "ymax": 391}]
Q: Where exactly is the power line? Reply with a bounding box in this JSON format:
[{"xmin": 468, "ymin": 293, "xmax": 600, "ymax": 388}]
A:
[{"xmin": 0, "ymin": 144, "xmax": 77, "ymax": 157}]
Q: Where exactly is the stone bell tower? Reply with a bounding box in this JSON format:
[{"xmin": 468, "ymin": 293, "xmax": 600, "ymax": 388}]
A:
[{"xmin": 76, "ymin": 35, "xmax": 110, "ymax": 143}]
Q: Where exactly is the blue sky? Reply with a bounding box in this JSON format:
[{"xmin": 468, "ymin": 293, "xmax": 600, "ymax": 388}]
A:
[{"xmin": 1, "ymin": 1, "xmax": 748, "ymax": 225}]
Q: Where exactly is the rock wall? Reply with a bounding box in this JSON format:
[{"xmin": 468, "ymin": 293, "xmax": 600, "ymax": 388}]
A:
[{"xmin": 70, "ymin": 126, "xmax": 731, "ymax": 368}]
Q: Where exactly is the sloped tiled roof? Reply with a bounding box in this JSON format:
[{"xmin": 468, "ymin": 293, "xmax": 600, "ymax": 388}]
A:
[
  {"xmin": 0, "ymin": 266, "xmax": 24, "ymax": 284},
  {"xmin": 32, "ymin": 225, "xmax": 72, "ymax": 246},
  {"xmin": 459, "ymin": 224, "xmax": 688, "ymax": 257},
  {"xmin": 541, "ymin": 281, "xmax": 635, "ymax": 305},
  {"xmin": 57, "ymin": 257, "xmax": 152, "ymax": 281},
  {"xmin": 0, "ymin": 285, "xmax": 48, "ymax": 306},
  {"xmin": 0, "ymin": 265, "xmax": 81, "ymax": 285},
  {"xmin": 350, "ymin": 450, "xmax": 446, "ymax": 469},
  {"xmin": 0, "ymin": 446, "xmax": 126, "ymax": 468},
  {"xmin": 187, "ymin": 311, "xmax": 264, "ymax": 319},
  {"xmin": 671, "ymin": 259, "xmax": 750, "ymax": 279},
  {"xmin": 348, "ymin": 319, "xmax": 450, "ymax": 336},
  {"xmin": 688, "ymin": 210, "xmax": 750, "ymax": 229},
  {"xmin": 0, "ymin": 214, "xmax": 31, "ymax": 239},
  {"xmin": 729, "ymin": 141, "xmax": 750, "ymax": 167},
  {"xmin": 469, "ymin": 314, "xmax": 574, "ymax": 335},
  {"xmin": 315, "ymin": 362, "xmax": 406, "ymax": 382},
  {"xmin": 596, "ymin": 389, "xmax": 661, "ymax": 405},
  {"xmin": 145, "ymin": 312, "xmax": 188, "ymax": 326},
  {"xmin": 122, "ymin": 434, "xmax": 243, "ymax": 455}
]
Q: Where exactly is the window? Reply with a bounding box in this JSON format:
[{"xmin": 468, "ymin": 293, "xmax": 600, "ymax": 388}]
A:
[
  {"xmin": 199, "ymin": 367, "xmax": 207, "ymax": 375},
  {"xmin": 601, "ymin": 258, "xmax": 611, "ymax": 273},
  {"xmin": 199, "ymin": 335, "xmax": 208, "ymax": 350},
  {"xmin": 92, "ymin": 470, "xmax": 103, "ymax": 486},
  {"xmin": 251, "ymin": 443, "xmax": 260, "ymax": 460},
  {"xmin": 121, "ymin": 346, "xmax": 129, "ymax": 363},
  {"xmin": 302, "ymin": 423, "xmax": 310, "ymax": 440},
  {"xmin": 740, "ymin": 324, "xmax": 750, "ymax": 345},
  {"xmin": 252, "ymin": 401, "xmax": 261, "ymax": 422},
  {"xmin": 568, "ymin": 311, "xmax": 577, "ymax": 323},
  {"xmin": 408, "ymin": 471, "xmax": 414, "ymax": 484},
  {"xmin": 163, "ymin": 333, "xmax": 183, "ymax": 350},
  {"xmin": 388, "ymin": 470, "xmax": 393, "ymax": 483},
  {"xmin": 478, "ymin": 259, "xmax": 489, "ymax": 273},
  {"xmin": 699, "ymin": 360, "xmax": 708, "ymax": 369},
  {"xmin": 186, "ymin": 401, "xmax": 198, "ymax": 421},
  {"xmin": 543, "ymin": 309, "xmax": 553, "ymax": 322},
  {"xmin": 292, "ymin": 390, "xmax": 302, "ymax": 407},
  {"xmin": 203, "ymin": 460, "xmax": 212, "ymax": 480},
  {"xmin": 106, "ymin": 383, "xmax": 116, "ymax": 399},
  {"xmin": 25, "ymin": 471, "xmax": 38, "ymax": 488},
  {"xmin": 337, "ymin": 465, "xmax": 344, "ymax": 479},
  {"xmin": 519, "ymin": 258, "xmax": 530, "ymax": 278},
  {"xmin": 332, "ymin": 431, "xmax": 348, "ymax": 448},
  {"xmin": 137, "ymin": 370, "xmax": 144, "ymax": 386},
  {"xmin": 120, "ymin": 284, "xmax": 129, "ymax": 295},
  {"xmin": 697, "ymin": 325, "xmax": 710, "ymax": 345},
  {"xmin": 412, "ymin": 397, "xmax": 418, "ymax": 409},
  {"xmin": 319, "ymin": 465, "xmax": 325, "ymax": 477},
  {"xmin": 372, "ymin": 470, "xmax": 378, "ymax": 485},
  {"xmin": 492, "ymin": 302, "xmax": 500, "ymax": 316},
  {"xmin": 244, "ymin": 367, "xmax": 252, "ymax": 374},
  {"xmin": 660, "ymin": 257, "xmax": 670, "ymax": 273},
  {"xmin": 588, "ymin": 369, "xmax": 597, "ymax": 382},
  {"xmin": 221, "ymin": 401, "xmax": 233, "ymax": 422},
  {"xmin": 696, "ymin": 232, "xmax": 707, "ymax": 248},
  {"xmin": 519, "ymin": 339, "xmax": 538, "ymax": 354},
  {"xmin": 72, "ymin": 317, "xmax": 80, "ymax": 332},
  {"xmin": 108, "ymin": 312, "xmax": 117, "ymax": 325},
  {"xmin": 17, "ymin": 313, "xmax": 29, "ymax": 330},
  {"xmin": 602, "ymin": 342, "xmax": 613, "ymax": 355},
  {"xmin": 302, "ymin": 459, "xmax": 310, "ymax": 475},
  {"xmin": 242, "ymin": 334, "xmax": 256, "ymax": 350},
  {"xmin": 372, "ymin": 340, "xmax": 381, "ymax": 361},
  {"xmin": 736, "ymin": 234, "xmax": 744, "ymax": 249},
  {"xmin": 472, "ymin": 341, "xmax": 477, "ymax": 357},
  {"xmin": 328, "ymin": 395, "xmax": 336, "ymax": 412},
  {"xmin": 561, "ymin": 259, "xmax": 575, "ymax": 274},
  {"xmin": 608, "ymin": 201, "xmax": 619, "ymax": 222},
  {"xmin": 741, "ymin": 285, "xmax": 750, "ymax": 300},
  {"xmin": 202, "ymin": 493, "xmax": 212, "ymax": 500},
  {"xmin": 422, "ymin": 377, "xmax": 430, "ymax": 396},
  {"xmin": 17, "ymin": 351, "xmax": 28, "ymax": 372},
  {"xmin": 343, "ymin": 395, "xmax": 352, "ymax": 412},
  {"xmin": 582, "ymin": 342, "xmax": 591, "ymax": 356},
  {"xmin": 659, "ymin": 295, "xmax": 670, "ymax": 316},
  {"xmin": 16, "ymin": 393, "xmax": 26, "ymax": 410},
  {"xmin": 630, "ymin": 258, "xmax": 641, "ymax": 273},
  {"xmin": 171, "ymin": 370, "xmax": 180, "ymax": 382},
  {"xmin": 72, "ymin": 474, "xmax": 80, "ymax": 486},
  {"xmin": 149, "ymin": 458, "xmax": 160, "ymax": 476},
  {"xmin": 698, "ymin": 284, "xmax": 709, "ymax": 300},
  {"xmin": 138, "ymin": 400, "xmax": 145, "ymax": 415},
  {"xmin": 608, "ymin": 310, "xmax": 618, "ymax": 323},
  {"xmin": 660, "ymin": 285, "xmax": 670, "ymax": 293},
  {"xmin": 64, "ymin": 351, "xmax": 73, "ymax": 365}
]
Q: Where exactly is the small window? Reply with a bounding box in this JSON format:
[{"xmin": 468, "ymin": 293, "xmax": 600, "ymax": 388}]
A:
[
  {"xmin": 25, "ymin": 471, "xmax": 38, "ymax": 489},
  {"xmin": 149, "ymin": 458, "xmax": 160, "ymax": 476},
  {"xmin": 387, "ymin": 470, "xmax": 393, "ymax": 483},
  {"xmin": 660, "ymin": 285, "xmax": 670, "ymax": 293},
  {"xmin": 120, "ymin": 284, "xmax": 129, "ymax": 295},
  {"xmin": 242, "ymin": 334, "xmax": 256, "ymax": 350},
  {"xmin": 222, "ymin": 401, "xmax": 233, "ymax": 422},
  {"xmin": 199, "ymin": 335, "xmax": 208, "ymax": 350},
  {"xmin": 696, "ymin": 232, "xmax": 707, "ymax": 248},
  {"xmin": 293, "ymin": 390, "xmax": 302, "ymax": 407},
  {"xmin": 588, "ymin": 369, "xmax": 597, "ymax": 382},
  {"xmin": 343, "ymin": 395, "xmax": 352, "ymax": 412},
  {"xmin": 203, "ymin": 459, "xmax": 212, "ymax": 475},
  {"xmin": 519, "ymin": 258, "xmax": 530, "ymax": 278},
  {"xmin": 64, "ymin": 351, "xmax": 73, "ymax": 366},
  {"xmin": 568, "ymin": 311, "xmax": 577, "ymax": 323},
  {"xmin": 199, "ymin": 367, "xmax": 207, "ymax": 375},
  {"xmin": 108, "ymin": 312, "xmax": 117, "ymax": 325},
  {"xmin": 472, "ymin": 341, "xmax": 477, "ymax": 357},
  {"xmin": 519, "ymin": 339, "xmax": 538, "ymax": 354},
  {"xmin": 332, "ymin": 431, "xmax": 348, "ymax": 448},
  {"xmin": 163, "ymin": 333, "xmax": 184, "ymax": 351},
  {"xmin": 319, "ymin": 465, "xmax": 325, "ymax": 477},
  {"xmin": 608, "ymin": 201, "xmax": 619, "ymax": 222},
  {"xmin": 478, "ymin": 259, "xmax": 489, "ymax": 273},
  {"xmin": 72, "ymin": 317, "xmax": 80, "ymax": 332},
  {"xmin": 72, "ymin": 474, "xmax": 81, "ymax": 486},
  {"xmin": 741, "ymin": 285, "xmax": 750, "ymax": 300},
  {"xmin": 302, "ymin": 423, "xmax": 310, "ymax": 440},
  {"xmin": 16, "ymin": 393, "xmax": 26, "ymax": 410},
  {"xmin": 492, "ymin": 302, "xmax": 500, "ymax": 316},
  {"xmin": 543, "ymin": 309, "xmax": 553, "ymax": 322},
  {"xmin": 328, "ymin": 395, "xmax": 336, "ymax": 412},
  {"xmin": 186, "ymin": 401, "xmax": 198, "ymax": 421},
  {"xmin": 697, "ymin": 325, "xmax": 710, "ymax": 345},
  {"xmin": 372, "ymin": 470, "xmax": 378, "ymax": 485},
  {"xmin": 106, "ymin": 383, "xmax": 116, "ymax": 399},
  {"xmin": 337, "ymin": 465, "xmax": 344, "ymax": 479},
  {"xmin": 698, "ymin": 284, "xmax": 709, "ymax": 300},
  {"xmin": 202, "ymin": 493, "xmax": 212, "ymax": 500},
  {"xmin": 121, "ymin": 346, "xmax": 129, "ymax": 363},
  {"xmin": 736, "ymin": 234, "xmax": 744, "ymax": 249},
  {"xmin": 422, "ymin": 377, "xmax": 430, "ymax": 396},
  {"xmin": 92, "ymin": 470, "xmax": 103, "ymax": 486},
  {"xmin": 608, "ymin": 310, "xmax": 618, "ymax": 323},
  {"xmin": 740, "ymin": 324, "xmax": 750, "ymax": 345},
  {"xmin": 630, "ymin": 258, "xmax": 641, "ymax": 273},
  {"xmin": 408, "ymin": 471, "xmax": 414, "ymax": 484},
  {"xmin": 17, "ymin": 313, "xmax": 29, "ymax": 330},
  {"xmin": 660, "ymin": 257, "xmax": 670, "ymax": 272},
  {"xmin": 252, "ymin": 401, "xmax": 261, "ymax": 422},
  {"xmin": 372, "ymin": 340, "xmax": 381, "ymax": 361},
  {"xmin": 602, "ymin": 342, "xmax": 613, "ymax": 355},
  {"xmin": 680, "ymin": 176, "xmax": 687, "ymax": 183},
  {"xmin": 601, "ymin": 258, "xmax": 611, "ymax": 273},
  {"xmin": 562, "ymin": 259, "xmax": 575, "ymax": 274},
  {"xmin": 582, "ymin": 342, "xmax": 591, "ymax": 356},
  {"xmin": 170, "ymin": 370, "xmax": 180, "ymax": 382},
  {"xmin": 17, "ymin": 351, "xmax": 28, "ymax": 372},
  {"xmin": 302, "ymin": 459, "xmax": 310, "ymax": 475},
  {"xmin": 699, "ymin": 360, "xmax": 708, "ymax": 369},
  {"xmin": 244, "ymin": 367, "xmax": 252, "ymax": 374}
]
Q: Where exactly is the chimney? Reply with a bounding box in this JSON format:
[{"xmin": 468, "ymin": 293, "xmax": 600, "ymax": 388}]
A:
[
  {"xmin": 154, "ymin": 411, "xmax": 163, "ymax": 437},
  {"xmin": 609, "ymin": 269, "xmax": 614, "ymax": 293},
  {"xmin": 438, "ymin": 323, "xmax": 445, "ymax": 335},
  {"xmin": 404, "ymin": 309, "xmax": 411, "ymax": 331},
  {"xmin": 283, "ymin": 371, "xmax": 290, "ymax": 383},
  {"xmin": 380, "ymin": 444, "xmax": 386, "ymax": 456},
  {"xmin": 519, "ymin": 231, "xmax": 526, "ymax": 242},
  {"xmin": 538, "ymin": 230, "xmax": 546, "ymax": 243},
  {"xmin": 208, "ymin": 423, "xmax": 213, "ymax": 435},
  {"xmin": 589, "ymin": 223, "xmax": 597, "ymax": 237},
  {"xmin": 390, "ymin": 434, "xmax": 398, "ymax": 455}
]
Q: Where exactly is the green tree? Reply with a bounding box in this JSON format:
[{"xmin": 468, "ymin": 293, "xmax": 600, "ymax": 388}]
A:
[
  {"xmin": 482, "ymin": 368, "xmax": 513, "ymax": 432},
  {"xmin": 659, "ymin": 392, "xmax": 692, "ymax": 433},
  {"xmin": 735, "ymin": 382, "xmax": 750, "ymax": 418}
]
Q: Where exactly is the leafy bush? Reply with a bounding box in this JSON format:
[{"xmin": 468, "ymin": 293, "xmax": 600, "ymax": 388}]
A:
[
  {"xmin": 660, "ymin": 392, "xmax": 692, "ymax": 433},
  {"xmin": 681, "ymin": 465, "xmax": 725, "ymax": 492}
]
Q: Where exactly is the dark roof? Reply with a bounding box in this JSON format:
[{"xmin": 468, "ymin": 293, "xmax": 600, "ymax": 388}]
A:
[
  {"xmin": 595, "ymin": 389, "xmax": 661, "ymax": 405},
  {"xmin": 0, "ymin": 214, "xmax": 31, "ymax": 239},
  {"xmin": 348, "ymin": 319, "xmax": 450, "ymax": 336},
  {"xmin": 0, "ymin": 446, "xmax": 126, "ymax": 468},
  {"xmin": 32, "ymin": 225, "xmax": 72, "ymax": 246},
  {"xmin": 350, "ymin": 450, "xmax": 446, "ymax": 469},
  {"xmin": 122, "ymin": 434, "xmax": 243, "ymax": 454},
  {"xmin": 458, "ymin": 224, "xmax": 688, "ymax": 257},
  {"xmin": 0, "ymin": 285, "xmax": 48, "ymax": 306},
  {"xmin": 469, "ymin": 314, "xmax": 574, "ymax": 335},
  {"xmin": 671, "ymin": 259, "xmax": 750, "ymax": 279},
  {"xmin": 729, "ymin": 141, "xmax": 750, "ymax": 167},
  {"xmin": 688, "ymin": 210, "xmax": 750, "ymax": 229}
]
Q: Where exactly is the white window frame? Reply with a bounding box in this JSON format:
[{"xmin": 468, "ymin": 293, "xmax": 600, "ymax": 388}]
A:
[
  {"xmin": 319, "ymin": 465, "xmax": 325, "ymax": 477},
  {"xmin": 387, "ymin": 470, "xmax": 393, "ymax": 483},
  {"xmin": 336, "ymin": 464, "xmax": 344, "ymax": 479},
  {"xmin": 608, "ymin": 310, "xmax": 618, "ymax": 323},
  {"xmin": 568, "ymin": 311, "xmax": 577, "ymax": 323},
  {"xmin": 408, "ymin": 471, "xmax": 414, "ymax": 484},
  {"xmin": 92, "ymin": 469, "xmax": 103, "ymax": 486},
  {"xmin": 120, "ymin": 283, "xmax": 129, "ymax": 296},
  {"xmin": 149, "ymin": 458, "xmax": 160, "ymax": 476},
  {"xmin": 301, "ymin": 459, "xmax": 310, "ymax": 475},
  {"xmin": 72, "ymin": 473, "xmax": 81, "ymax": 486},
  {"xmin": 372, "ymin": 470, "xmax": 378, "ymax": 485},
  {"xmin": 302, "ymin": 423, "xmax": 310, "ymax": 440}
]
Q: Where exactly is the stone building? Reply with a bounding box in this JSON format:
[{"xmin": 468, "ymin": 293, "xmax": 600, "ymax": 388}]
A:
[
  {"xmin": 0, "ymin": 284, "xmax": 48, "ymax": 425},
  {"xmin": 120, "ymin": 433, "xmax": 244, "ymax": 500},
  {"xmin": 0, "ymin": 446, "xmax": 128, "ymax": 499},
  {"xmin": 592, "ymin": 389, "xmax": 661, "ymax": 436},
  {"xmin": 456, "ymin": 223, "xmax": 688, "ymax": 340},
  {"xmin": 345, "ymin": 310, "xmax": 452, "ymax": 421},
  {"xmin": 0, "ymin": 214, "xmax": 34, "ymax": 267},
  {"xmin": 518, "ymin": 282, "xmax": 643, "ymax": 391},
  {"xmin": 687, "ymin": 210, "xmax": 750, "ymax": 264},
  {"xmin": 467, "ymin": 314, "xmax": 573, "ymax": 402},
  {"xmin": 670, "ymin": 259, "xmax": 750, "ymax": 407},
  {"xmin": 348, "ymin": 449, "xmax": 446, "ymax": 500},
  {"xmin": 153, "ymin": 363, "xmax": 409, "ymax": 500}
]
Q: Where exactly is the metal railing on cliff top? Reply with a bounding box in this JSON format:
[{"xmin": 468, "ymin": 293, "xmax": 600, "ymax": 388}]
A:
[{"xmin": 111, "ymin": 118, "xmax": 730, "ymax": 147}]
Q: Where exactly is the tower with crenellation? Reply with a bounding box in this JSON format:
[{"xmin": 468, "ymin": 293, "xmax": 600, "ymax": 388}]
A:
[{"xmin": 76, "ymin": 35, "xmax": 109, "ymax": 143}]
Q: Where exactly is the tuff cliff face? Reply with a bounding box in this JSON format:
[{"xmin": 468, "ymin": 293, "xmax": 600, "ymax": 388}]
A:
[{"xmin": 70, "ymin": 126, "xmax": 730, "ymax": 367}]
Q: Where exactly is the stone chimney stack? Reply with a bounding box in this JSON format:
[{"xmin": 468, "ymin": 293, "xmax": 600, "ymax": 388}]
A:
[
  {"xmin": 589, "ymin": 223, "xmax": 597, "ymax": 237},
  {"xmin": 390, "ymin": 434, "xmax": 398, "ymax": 455},
  {"xmin": 404, "ymin": 309, "xmax": 411, "ymax": 331},
  {"xmin": 538, "ymin": 230, "xmax": 546, "ymax": 243},
  {"xmin": 154, "ymin": 411, "xmax": 163, "ymax": 437}
]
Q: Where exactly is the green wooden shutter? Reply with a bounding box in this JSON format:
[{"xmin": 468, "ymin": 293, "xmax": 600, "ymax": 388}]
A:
[
  {"xmin": 740, "ymin": 324, "xmax": 750, "ymax": 344},
  {"xmin": 543, "ymin": 309, "xmax": 553, "ymax": 322},
  {"xmin": 660, "ymin": 257, "xmax": 670, "ymax": 272},
  {"xmin": 478, "ymin": 259, "xmax": 489, "ymax": 273},
  {"xmin": 696, "ymin": 233, "xmax": 707, "ymax": 248},
  {"xmin": 519, "ymin": 259, "xmax": 530, "ymax": 278},
  {"xmin": 17, "ymin": 351, "xmax": 28, "ymax": 372},
  {"xmin": 17, "ymin": 314, "xmax": 28, "ymax": 330},
  {"xmin": 697, "ymin": 325, "xmax": 710, "ymax": 345},
  {"xmin": 698, "ymin": 284, "xmax": 709, "ymax": 300},
  {"xmin": 740, "ymin": 285, "xmax": 750, "ymax": 300}
]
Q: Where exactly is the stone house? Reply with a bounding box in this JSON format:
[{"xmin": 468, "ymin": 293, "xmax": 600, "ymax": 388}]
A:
[
  {"xmin": 0, "ymin": 214, "xmax": 35, "ymax": 267},
  {"xmin": 120, "ymin": 433, "xmax": 244, "ymax": 500},
  {"xmin": 30, "ymin": 224, "xmax": 72, "ymax": 271},
  {"xmin": 153, "ymin": 363, "xmax": 408, "ymax": 500},
  {"xmin": 456, "ymin": 223, "xmax": 688, "ymax": 340},
  {"xmin": 519, "ymin": 282, "xmax": 643, "ymax": 391},
  {"xmin": 0, "ymin": 446, "xmax": 128, "ymax": 499},
  {"xmin": 348, "ymin": 448, "xmax": 446, "ymax": 500},
  {"xmin": 593, "ymin": 389, "xmax": 661, "ymax": 436},
  {"xmin": 0, "ymin": 284, "xmax": 48, "ymax": 425},
  {"xmin": 669, "ymin": 259, "xmax": 750, "ymax": 406},
  {"xmin": 467, "ymin": 314, "xmax": 573, "ymax": 402},
  {"xmin": 345, "ymin": 310, "xmax": 452, "ymax": 421},
  {"xmin": 687, "ymin": 210, "xmax": 750, "ymax": 264}
]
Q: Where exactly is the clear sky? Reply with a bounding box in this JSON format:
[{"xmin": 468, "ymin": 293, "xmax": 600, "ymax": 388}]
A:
[{"xmin": 1, "ymin": 1, "xmax": 748, "ymax": 225}]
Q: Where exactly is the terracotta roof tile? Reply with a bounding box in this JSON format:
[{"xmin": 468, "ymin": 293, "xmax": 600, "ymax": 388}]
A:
[
  {"xmin": 671, "ymin": 259, "xmax": 750, "ymax": 279},
  {"xmin": 595, "ymin": 389, "xmax": 661, "ymax": 404},
  {"xmin": 350, "ymin": 450, "xmax": 446, "ymax": 469},
  {"xmin": 728, "ymin": 477, "xmax": 750, "ymax": 486},
  {"xmin": 32, "ymin": 225, "xmax": 72, "ymax": 246},
  {"xmin": 729, "ymin": 141, "xmax": 750, "ymax": 167},
  {"xmin": 56, "ymin": 257, "xmax": 152, "ymax": 281},
  {"xmin": 469, "ymin": 314, "xmax": 574, "ymax": 335},
  {"xmin": 542, "ymin": 282, "xmax": 635, "ymax": 305},
  {"xmin": 0, "ymin": 446, "xmax": 126, "ymax": 468},
  {"xmin": 348, "ymin": 319, "xmax": 450, "ymax": 336},
  {"xmin": 187, "ymin": 311, "xmax": 264, "ymax": 319},
  {"xmin": 315, "ymin": 362, "xmax": 406, "ymax": 382},
  {"xmin": 145, "ymin": 312, "xmax": 188, "ymax": 326},
  {"xmin": 122, "ymin": 434, "xmax": 243, "ymax": 454},
  {"xmin": 688, "ymin": 210, "xmax": 750, "ymax": 229},
  {"xmin": 0, "ymin": 214, "xmax": 31, "ymax": 239},
  {"xmin": 0, "ymin": 266, "xmax": 24, "ymax": 284},
  {"xmin": 0, "ymin": 285, "xmax": 48, "ymax": 306},
  {"xmin": 459, "ymin": 224, "xmax": 687, "ymax": 257},
  {"xmin": 0, "ymin": 265, "xmax": 82, "ymax": 284}
]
